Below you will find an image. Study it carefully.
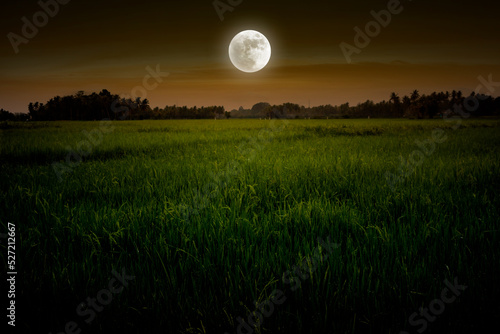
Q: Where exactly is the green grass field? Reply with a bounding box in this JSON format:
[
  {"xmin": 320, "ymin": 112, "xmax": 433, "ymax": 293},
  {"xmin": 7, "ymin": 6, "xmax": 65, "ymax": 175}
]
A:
[{"xmin": 1, "ymin": 119, "xmax": 500, "ymax": 333}]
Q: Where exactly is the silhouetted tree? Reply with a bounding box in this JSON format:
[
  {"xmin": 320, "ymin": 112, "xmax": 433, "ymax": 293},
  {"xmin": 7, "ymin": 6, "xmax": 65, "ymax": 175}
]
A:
[{"xmin": 25, "ymin": 88, "xmax": 499, "ymax": 121}]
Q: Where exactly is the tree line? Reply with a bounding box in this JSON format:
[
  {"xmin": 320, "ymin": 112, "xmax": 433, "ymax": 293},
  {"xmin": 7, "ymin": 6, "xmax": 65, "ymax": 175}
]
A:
[
  {"xmin": 240, "ymin": 90, "xmax": 500, "ymax": 119},
  {"xmin": 22, "ymin": 90, "xmax": 226, "ymax": 121},
  {"xmin": 0, "ymin": 89, "xmax": 499, "ymax": 121},
  {"xmin": 0, "ymin": 108, "xmax": 29, "ymax": 121}
]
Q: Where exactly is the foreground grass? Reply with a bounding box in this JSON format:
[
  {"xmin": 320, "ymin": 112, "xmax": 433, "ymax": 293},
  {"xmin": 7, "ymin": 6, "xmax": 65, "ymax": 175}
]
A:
[{"xmin": 1, "ymin": 119, "xmax": 499, "ymax": 333}]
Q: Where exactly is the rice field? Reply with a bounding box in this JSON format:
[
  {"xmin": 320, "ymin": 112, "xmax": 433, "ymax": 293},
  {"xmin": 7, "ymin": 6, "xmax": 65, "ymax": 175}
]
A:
[{"xmin": 1, "ymin": 118, "xmax": 499, "ymax": 333}]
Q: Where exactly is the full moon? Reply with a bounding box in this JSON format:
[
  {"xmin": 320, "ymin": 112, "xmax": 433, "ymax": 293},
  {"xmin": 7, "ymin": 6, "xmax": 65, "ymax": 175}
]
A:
[{"xmin": 229, "ymin": 30, "xmax": 271, "ymax": 73}]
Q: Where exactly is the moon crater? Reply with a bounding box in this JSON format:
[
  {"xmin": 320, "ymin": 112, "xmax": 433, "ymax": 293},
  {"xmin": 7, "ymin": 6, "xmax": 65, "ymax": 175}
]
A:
[{"xmin": 229, "ymin": 30, "xmax": 271, "ymax": 73}]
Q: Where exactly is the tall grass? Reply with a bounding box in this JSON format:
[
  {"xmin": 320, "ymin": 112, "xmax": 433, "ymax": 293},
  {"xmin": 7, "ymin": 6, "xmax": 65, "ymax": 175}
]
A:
[{"xmin": 1, "ymin": 119, "xmax": 499, "ymax": 333}]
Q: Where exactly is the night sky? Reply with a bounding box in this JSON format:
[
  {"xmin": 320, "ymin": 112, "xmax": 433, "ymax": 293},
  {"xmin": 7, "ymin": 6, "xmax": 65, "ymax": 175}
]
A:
[{"xmin": 1, "ymin": 0, "xmax": 499, "ymax": 113}]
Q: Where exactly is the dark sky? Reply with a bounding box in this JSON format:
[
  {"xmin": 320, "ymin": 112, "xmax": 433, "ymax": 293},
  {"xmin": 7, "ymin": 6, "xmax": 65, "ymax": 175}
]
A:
[{"xmin": 1, "ymin": 0, "xmax": 499, "ymax": 113}]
